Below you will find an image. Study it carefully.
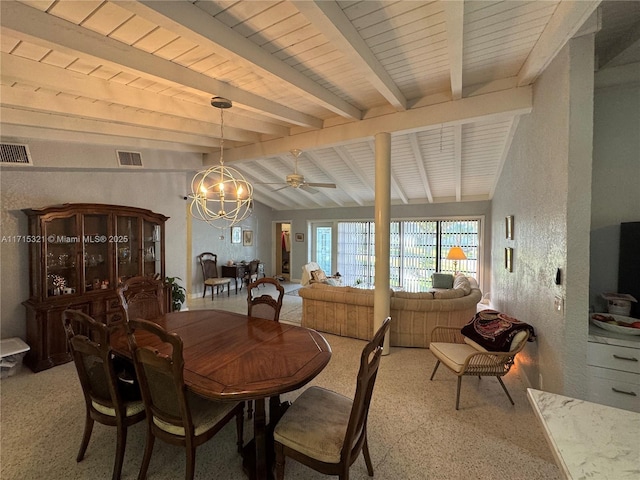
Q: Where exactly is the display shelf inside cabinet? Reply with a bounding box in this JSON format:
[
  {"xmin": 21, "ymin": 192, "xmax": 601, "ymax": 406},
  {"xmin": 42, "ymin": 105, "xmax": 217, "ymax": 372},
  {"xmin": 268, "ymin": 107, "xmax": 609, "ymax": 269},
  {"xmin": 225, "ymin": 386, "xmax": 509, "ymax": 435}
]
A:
[{"xmin": 21, "ymin": 203, "xmax": 169, "ymax": 372}]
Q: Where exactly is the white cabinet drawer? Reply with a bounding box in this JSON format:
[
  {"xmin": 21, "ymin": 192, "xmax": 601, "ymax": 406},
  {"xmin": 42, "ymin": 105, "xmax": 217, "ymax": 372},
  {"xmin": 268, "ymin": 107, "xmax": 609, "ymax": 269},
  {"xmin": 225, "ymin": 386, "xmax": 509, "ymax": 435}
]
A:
[
  {"xmin": 586, "ymin": 366, "xmax": 640, "ymax": 412},
  {"xmin": 587, "ymin": 342, "xmax": 640, "ymax": 374}
]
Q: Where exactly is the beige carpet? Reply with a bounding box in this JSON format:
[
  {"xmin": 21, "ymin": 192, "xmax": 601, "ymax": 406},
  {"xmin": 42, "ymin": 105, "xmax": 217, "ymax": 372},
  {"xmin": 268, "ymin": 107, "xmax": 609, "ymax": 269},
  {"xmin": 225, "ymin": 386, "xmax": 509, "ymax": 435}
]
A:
[{"xmin": 1, "ymin": 285, "xmax": 561, "ymax": 480}]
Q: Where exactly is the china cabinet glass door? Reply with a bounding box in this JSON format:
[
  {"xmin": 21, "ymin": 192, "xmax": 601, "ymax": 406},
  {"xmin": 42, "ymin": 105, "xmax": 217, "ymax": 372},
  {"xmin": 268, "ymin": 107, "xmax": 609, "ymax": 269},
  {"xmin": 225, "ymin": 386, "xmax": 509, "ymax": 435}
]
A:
[
  {"xmin": 142, "ymin": 219, "xmax": 161, "ymax": 276},
  {"xmin": 115, "ymin": 216, "xmax": 139, "ymax": 283},
  {"xmin": 83, "ymin": 214, "xmax": 110, "ymax": 292},
  {"xmin": 44, "ymin": 216, "xmax": 78, "ymax": 298}
]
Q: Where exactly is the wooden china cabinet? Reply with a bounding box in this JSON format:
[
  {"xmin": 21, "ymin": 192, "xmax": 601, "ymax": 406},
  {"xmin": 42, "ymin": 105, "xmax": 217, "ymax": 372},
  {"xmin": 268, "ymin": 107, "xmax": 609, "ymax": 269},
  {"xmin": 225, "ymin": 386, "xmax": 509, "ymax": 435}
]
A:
[{"xmin": 22, "ymin": 203, "xmax": 169, "ymax": 372}]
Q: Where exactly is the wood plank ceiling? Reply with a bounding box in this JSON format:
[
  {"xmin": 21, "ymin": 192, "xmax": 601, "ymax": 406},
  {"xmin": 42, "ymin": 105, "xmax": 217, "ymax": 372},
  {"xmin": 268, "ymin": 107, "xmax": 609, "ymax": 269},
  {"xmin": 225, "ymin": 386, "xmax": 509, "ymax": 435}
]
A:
[{"xmin": 1, "ymin": 0, "xmax": 636, "ymax": 211}]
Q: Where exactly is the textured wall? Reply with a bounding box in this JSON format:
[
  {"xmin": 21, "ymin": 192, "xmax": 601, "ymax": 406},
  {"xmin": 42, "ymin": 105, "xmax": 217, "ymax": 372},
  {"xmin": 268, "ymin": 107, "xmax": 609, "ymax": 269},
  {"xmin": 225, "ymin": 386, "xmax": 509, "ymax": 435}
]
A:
[
  {"xmin": 590, "ymin": 77, "xmax": 640, "ymax": 311},
  {"xmin": 491, "ymin": 37, "xmax": 594, "ymax": 397}
]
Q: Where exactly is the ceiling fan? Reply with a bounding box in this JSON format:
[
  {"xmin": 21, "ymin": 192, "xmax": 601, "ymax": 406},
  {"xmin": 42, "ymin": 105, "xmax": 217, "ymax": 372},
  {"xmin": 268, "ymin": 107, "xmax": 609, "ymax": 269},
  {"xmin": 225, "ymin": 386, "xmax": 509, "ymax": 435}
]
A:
[{"xmin": 263, "ymin": 149, "xmax": 337, "ymax": 193}]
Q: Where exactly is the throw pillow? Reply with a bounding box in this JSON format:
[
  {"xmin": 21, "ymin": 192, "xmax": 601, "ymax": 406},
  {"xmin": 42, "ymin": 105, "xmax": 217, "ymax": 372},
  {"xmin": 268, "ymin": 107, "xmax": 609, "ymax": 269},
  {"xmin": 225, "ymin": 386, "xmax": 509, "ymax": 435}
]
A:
[
  {"xmin": 311, "ymin": 269, "xmax": 327, "ymax": 282},
  {"xmin": 461, "ymin": 310, "xmax": 535, "ymax": 352},
  {"xmin": 431, "ymin": 273, "xmax": 454, "ymax": 289},
  {"xmin": 453, "ymin": 275, "xmax": 471, "ymax": 294}
]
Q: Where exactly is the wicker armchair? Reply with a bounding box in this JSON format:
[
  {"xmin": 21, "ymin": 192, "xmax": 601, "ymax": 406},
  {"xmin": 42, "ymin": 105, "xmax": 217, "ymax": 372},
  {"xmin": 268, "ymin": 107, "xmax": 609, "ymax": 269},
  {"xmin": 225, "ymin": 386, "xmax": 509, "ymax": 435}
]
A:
[{"xmin": 429, "ymin": 325, "xmax": 530, "ymax": 410}]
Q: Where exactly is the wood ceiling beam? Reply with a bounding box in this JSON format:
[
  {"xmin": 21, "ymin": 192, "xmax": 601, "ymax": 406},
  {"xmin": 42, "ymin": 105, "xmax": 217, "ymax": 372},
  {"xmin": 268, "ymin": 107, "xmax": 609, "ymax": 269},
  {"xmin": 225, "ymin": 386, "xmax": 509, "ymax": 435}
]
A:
[
  {"xmin": 0, "ymin": 85, "xmax": 259, "ymax": 145},
  {"xmin": 442, "ymin": 0, "xmax": 464, "ymax": 100},
  {"xmin": 0, "ymin": 53, "xmax": 287, "ymax": 138},
  {"xmin": 292, "ymin": 0, "xmax": 406, "ymax": 111},
  {"xmin": 1, "ymin": 1, "xmax": 322, "ymax": 128},
  {"xmin": 517, "ymin": 0, "xmax": 601, "ymax": 86},
  {"xmin": 225, "ymin": 86, "xmax": 532, "ymax": 162},
  {"xmin": 408, "ymin": 133, "xmax": 433, "ymax": 203},
  {"xmin": 0, "ymin": 106, "xmax": 221, "ymax": 150},
  {"xmin": 121, "ymin": 0, "xmax": 361, "ymax": 120}
]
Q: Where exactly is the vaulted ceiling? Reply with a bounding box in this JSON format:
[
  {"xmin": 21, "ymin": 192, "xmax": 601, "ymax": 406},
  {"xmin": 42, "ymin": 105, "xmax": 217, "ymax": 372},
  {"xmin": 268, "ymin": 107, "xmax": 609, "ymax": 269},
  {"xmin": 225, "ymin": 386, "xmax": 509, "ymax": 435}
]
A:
[{"xmin": 1, "ymin": 1, "xmax": 638, "ymax": 210}]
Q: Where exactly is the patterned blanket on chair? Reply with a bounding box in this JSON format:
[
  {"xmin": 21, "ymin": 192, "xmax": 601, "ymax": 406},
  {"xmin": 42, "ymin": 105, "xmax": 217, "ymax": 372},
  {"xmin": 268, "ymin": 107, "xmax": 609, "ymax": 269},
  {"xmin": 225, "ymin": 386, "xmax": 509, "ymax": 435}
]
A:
[{"xmin": 461, "ymin": 310, "xmax": 536, "ymax": 351}]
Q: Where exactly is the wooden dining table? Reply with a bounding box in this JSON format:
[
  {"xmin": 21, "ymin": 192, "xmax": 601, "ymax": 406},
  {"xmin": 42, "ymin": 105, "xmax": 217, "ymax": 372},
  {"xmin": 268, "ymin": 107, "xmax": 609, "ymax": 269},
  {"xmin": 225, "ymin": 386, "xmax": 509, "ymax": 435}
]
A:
[{"xmin": 111, "ymin": 309, "xmax": 332, "ymax": 480}]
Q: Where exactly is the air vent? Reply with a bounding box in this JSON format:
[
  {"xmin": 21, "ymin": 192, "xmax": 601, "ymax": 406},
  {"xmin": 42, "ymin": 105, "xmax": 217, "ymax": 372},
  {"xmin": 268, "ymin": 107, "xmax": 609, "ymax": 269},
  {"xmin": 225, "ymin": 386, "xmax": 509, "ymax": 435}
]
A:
[
  {"xmin": 116, "ymin": 150, "xmax": 143, "ymax": 167},
  {"xmin": 1, "ymin": 143, "xmax": 32, "ymax": 165}
]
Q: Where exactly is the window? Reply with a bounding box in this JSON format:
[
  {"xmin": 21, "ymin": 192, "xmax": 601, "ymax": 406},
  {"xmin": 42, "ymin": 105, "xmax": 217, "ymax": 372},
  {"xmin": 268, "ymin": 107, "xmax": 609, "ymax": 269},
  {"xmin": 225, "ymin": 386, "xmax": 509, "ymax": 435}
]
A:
[
  {"xmin": 313, "ymin": 225, "xmax": 333, "ymax": 274},
  {"xmin": 337, "ymin": 219, "xmax": 480, "ymax": 291}
]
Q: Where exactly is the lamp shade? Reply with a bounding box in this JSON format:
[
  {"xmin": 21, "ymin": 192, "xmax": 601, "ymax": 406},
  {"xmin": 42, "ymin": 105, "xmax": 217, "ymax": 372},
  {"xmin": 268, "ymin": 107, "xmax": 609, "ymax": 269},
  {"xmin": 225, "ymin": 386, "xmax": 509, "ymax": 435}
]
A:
[{"xmin": 446, "ymin": 247, "xmax": 467, "ymax": 261}]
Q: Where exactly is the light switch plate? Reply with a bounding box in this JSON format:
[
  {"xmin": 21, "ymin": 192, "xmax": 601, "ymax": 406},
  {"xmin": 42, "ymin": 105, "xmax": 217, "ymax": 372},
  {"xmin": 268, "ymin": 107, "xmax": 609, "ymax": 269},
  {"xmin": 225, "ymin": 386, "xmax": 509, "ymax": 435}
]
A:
[{"xmin": 554, "ymin": 295, "xmax": 563, "ymax": 314}]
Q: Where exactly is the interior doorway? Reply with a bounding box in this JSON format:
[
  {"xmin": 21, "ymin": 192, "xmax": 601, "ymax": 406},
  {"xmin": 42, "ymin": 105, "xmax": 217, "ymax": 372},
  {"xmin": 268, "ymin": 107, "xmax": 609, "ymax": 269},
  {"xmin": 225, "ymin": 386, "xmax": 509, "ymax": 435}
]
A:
[{"xmin": 275, "ymin": 222, "xmax": 291, "ymax": 281}]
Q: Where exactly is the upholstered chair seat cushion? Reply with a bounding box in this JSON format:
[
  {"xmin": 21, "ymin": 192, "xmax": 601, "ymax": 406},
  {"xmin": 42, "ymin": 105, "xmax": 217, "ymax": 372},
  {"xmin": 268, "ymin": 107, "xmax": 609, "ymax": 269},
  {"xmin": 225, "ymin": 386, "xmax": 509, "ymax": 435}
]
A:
[
  {"xmin": 273, "ymin": 386, "xmax": 352, "ymax": 463},
  {"xmin": 204, "ymin": 278, "xmax": 230, "ymax": 286},
  {"xmin": 152, "ymin": 391, "xmax": 240, "ymax": 437},
  {"xmin": 429, "ymin": 342, "xmax": 487, "ymax": 373},
  {"xmin": 92, "ymin": 399, "xmax": 145, "ymax": 417}
]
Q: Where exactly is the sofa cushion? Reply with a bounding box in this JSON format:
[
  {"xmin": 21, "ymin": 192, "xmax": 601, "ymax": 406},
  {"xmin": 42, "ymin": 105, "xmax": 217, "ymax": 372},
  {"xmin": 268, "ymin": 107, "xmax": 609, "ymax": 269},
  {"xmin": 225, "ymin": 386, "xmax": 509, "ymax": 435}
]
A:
[
  {"xmin": 433, "ymin": 288, "xmax": 465, "ymax": 300},
  {"xmin": 432, "ymin": 273, "xmax": 454, "ymax": 289},
  {"xmin": 453, "ymin": 274, "xmax": 471, "ymax": 295}
]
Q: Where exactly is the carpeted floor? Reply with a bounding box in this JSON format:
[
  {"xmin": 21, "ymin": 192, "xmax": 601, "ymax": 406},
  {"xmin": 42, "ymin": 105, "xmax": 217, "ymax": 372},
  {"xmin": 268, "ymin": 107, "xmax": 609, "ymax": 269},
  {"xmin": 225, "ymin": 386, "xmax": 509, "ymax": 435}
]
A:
[{"xmin": 0, "ymin": 283, "xmax": 561, "ymax": 480}]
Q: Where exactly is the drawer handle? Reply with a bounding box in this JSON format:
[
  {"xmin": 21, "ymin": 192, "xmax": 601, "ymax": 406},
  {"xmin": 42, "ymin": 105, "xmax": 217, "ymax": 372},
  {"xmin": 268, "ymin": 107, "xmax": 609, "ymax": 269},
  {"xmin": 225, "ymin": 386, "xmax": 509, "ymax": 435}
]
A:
[
  {"xmin": 611, "ymin": 387, "xmax": 637, "ymax": 397},
  {"xmin": 612, "ymin": 354, "xmax": 638, "ymax": 362}
]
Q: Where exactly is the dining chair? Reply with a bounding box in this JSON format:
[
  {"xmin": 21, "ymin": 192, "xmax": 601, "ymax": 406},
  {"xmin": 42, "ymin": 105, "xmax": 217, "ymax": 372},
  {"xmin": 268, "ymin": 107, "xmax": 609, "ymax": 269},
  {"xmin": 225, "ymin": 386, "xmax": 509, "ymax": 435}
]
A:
[
  {"xmin": 117, "ymin": 275, "xmax": 165, "ymax": 322},
  {"xmin": 197, "ymin": 252, "xmax": 231, "ymax": 299},
  {"xmin": 243, "ymin": 259, "xmax": 260, "ymax": 286},
  {"xmin": 126, "ymin": 318, "xmax": 244, "ymax": 480},
  {"xmin": 247, "ymin": 277, "xmax": 285, "ymax": 321},
  {"xmin": 63, "ymin": 309, "xmax": 145, "ymax": 480},
  {"xmin": 273, "ymin": 317, "xmax": 391, "ymax": 480}
]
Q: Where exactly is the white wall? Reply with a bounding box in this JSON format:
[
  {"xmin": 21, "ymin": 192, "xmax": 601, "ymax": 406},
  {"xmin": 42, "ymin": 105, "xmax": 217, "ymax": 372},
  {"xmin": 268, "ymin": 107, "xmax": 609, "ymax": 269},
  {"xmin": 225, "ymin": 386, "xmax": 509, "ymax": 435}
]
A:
[
  {"xmin": 490, "ymin": 36, "xmax": 594, "ymax": 398},
  {"xmin": 0, "ymin": 141, "xmax": 199, "ymax": 339},
  {"xmin": 590, "ymin": 70, "xmax": 640, "ymax": 311},
  {"xmin": 189, "ymin": 200, "xmax": 273, "ymax": 298}
]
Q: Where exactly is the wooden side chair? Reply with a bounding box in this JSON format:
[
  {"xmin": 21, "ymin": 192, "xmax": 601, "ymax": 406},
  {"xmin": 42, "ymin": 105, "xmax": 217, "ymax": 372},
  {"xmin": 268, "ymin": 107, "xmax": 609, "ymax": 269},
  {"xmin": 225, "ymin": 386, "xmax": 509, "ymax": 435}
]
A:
[
  {"xmin": 247, "ymin": 277, "xmax": 285, "ymax": 321},
  {"xmin": 126, "ymin": 318, "xmax": 244, "ymax": 480},
  {"xmin": 63, "ymin": 309, "xmax": 145, "ymax": 480},
  {"xmin": 117, "ymin": 275, "xmax": 165, "ymax": 322},
  {"xmin": 243, "ymin": 260, "xmax": 260, "ymax": 287},
  {"xmin": 197, "ymin": 252, "xmax": 231, "ymax": 299},
  {"xmin": 273, "ymin": 317, "xmax": 391, "ymax": 480},
  {"xmin": 429, "ymin": 311, "xmax": 533, "ymax": 410}
]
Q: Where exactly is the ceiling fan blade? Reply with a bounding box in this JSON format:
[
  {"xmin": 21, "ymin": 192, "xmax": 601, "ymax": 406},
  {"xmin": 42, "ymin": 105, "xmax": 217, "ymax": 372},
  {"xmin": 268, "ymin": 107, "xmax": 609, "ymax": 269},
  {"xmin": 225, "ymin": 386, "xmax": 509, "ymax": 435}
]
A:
[
  {"xmin": 272, "ymin": 185, "xmax": 290, "ymax": 192},
  {"xmin": 305, "ymin": 182, "xmax": 336, "ymax": 188},
  {"xmin": 299, "ymin": 184, "xmax": 320, "ymax": 194}
]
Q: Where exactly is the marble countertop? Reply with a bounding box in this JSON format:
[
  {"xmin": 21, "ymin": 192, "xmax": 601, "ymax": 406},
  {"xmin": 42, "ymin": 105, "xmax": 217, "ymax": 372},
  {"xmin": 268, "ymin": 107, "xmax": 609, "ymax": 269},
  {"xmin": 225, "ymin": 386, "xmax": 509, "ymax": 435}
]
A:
[{"xmin": 527, "ymin": 388, "xmax": 640, "ymax": 479}]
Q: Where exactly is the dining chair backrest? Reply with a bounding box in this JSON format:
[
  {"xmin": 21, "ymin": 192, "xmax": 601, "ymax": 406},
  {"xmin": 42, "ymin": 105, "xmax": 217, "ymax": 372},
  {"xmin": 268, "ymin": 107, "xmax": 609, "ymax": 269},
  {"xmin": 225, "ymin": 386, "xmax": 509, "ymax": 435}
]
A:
[
  {"xmin": 247, "ymin": 277, "xmax": 284, "ymax": 321},
  {"xmin": 341, "ymin": 317, "xmax": 391, "ymax": 462},
  {"xmin": 126, "ymin": 318, "xmax": 192, "ymax": 433},
  {"xmin": 117, "ymin": 275, "xmax": 164, "ymax": 322},
  {"xmin": 64, "ymin": 309, "xmax": 124, "ymax": 413},
  {"xmin": 198, "ymin": 252, "xmax": 220, "ymax": 280}
]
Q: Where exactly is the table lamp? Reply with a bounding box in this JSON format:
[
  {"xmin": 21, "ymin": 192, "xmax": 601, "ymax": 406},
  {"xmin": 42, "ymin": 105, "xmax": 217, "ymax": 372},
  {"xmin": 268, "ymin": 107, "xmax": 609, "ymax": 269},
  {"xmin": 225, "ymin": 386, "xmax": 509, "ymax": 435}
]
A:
[{"xmin": 446, "ymin": 247, "xmax": 467, "ymax": 274}]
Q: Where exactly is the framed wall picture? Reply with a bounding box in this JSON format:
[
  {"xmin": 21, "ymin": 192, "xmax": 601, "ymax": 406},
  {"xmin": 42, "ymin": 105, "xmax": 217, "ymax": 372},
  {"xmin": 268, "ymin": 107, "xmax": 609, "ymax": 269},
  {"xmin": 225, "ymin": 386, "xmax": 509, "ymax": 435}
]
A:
[
  {"xmin": 231, "ymin": 226, "xmax": 242, "ymax": 244},
  {"xmin": 295, "ymin": 233, "xmax": 304, "ymax": 242},
  {"xmin": 505, "ymin": 247, "xmax": 513, "ymax": 272},
  {"xmin": 505, "ymin": 215, "xmax": 514, "ymax": 240},
  {"xmin": 243, "ymin": 230, "xmax": 254, "ymax": 246}
]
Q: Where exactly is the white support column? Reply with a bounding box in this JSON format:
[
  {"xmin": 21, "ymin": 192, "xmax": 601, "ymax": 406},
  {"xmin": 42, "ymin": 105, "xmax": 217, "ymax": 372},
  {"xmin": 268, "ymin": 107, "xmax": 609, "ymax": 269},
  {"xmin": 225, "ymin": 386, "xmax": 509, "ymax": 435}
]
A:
[{"xmin": 374, "ymin": 132, "xmax": 391, "ymax": 354}]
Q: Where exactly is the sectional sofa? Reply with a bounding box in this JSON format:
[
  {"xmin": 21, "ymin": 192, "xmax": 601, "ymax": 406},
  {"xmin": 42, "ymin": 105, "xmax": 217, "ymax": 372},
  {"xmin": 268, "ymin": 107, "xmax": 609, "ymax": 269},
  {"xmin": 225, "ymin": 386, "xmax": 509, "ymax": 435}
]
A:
[{"xmin": 298, "ymin": 274, "xmax": 482, "ymax": 348}]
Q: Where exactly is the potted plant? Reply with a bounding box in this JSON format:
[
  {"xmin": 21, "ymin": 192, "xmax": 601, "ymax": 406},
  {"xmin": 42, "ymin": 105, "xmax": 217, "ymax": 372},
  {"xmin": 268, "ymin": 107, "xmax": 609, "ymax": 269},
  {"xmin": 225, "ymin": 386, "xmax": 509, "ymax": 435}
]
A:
[{"xmin": 165, "ymin": 276, "xmax": 186, "ymax": 312}]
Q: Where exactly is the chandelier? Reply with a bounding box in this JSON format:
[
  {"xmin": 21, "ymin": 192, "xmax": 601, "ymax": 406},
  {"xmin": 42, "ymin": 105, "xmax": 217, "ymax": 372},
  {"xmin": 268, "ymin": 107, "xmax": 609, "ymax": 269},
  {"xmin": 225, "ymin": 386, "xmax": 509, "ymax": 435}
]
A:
[{"xmin": 189, "ymin": 97, "xmax": 253, "ymax": 228}]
